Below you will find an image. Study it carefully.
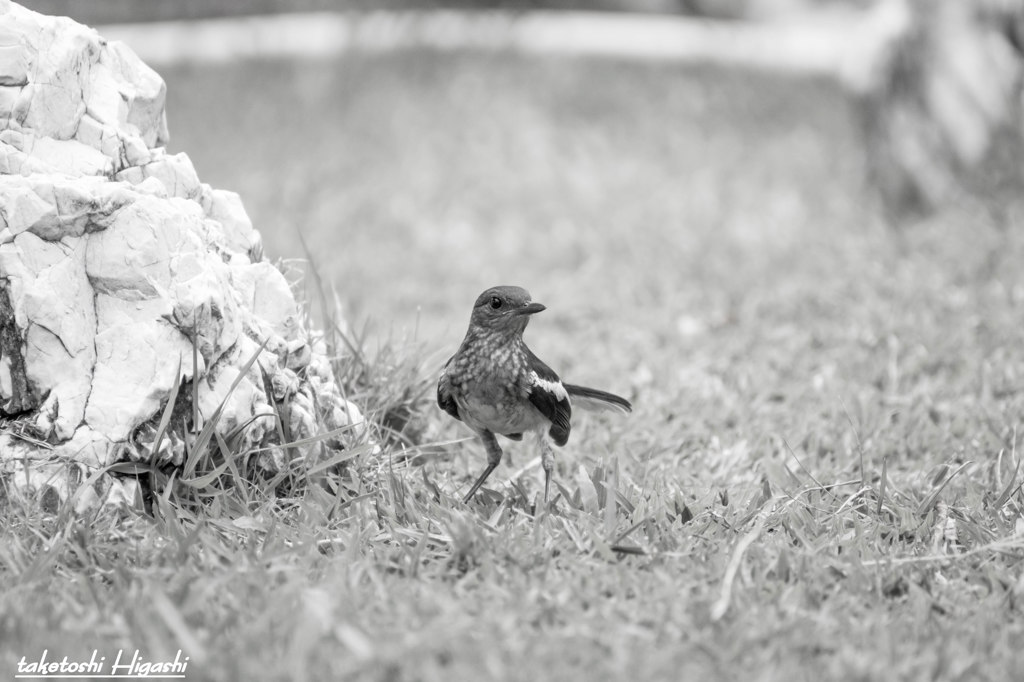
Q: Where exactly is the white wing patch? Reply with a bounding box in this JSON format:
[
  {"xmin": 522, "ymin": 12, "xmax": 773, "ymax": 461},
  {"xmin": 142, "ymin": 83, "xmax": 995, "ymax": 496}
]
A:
[{"xmin": 531, "ymin": 372, "xmax": 568, "ymax": 402}]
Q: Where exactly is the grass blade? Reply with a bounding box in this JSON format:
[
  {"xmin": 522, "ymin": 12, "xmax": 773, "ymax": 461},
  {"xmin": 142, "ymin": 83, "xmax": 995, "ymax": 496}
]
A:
[
  {"xmin": 184, "ymin": 336, "xmax": 270, "ymax": 479},
  {"xmin": 916, "ymin": 461, "xmax": 973, "ymax": 516},
  {"xmin": 151, "ymin": 354, "xmax": 183, "ymax": 462}
]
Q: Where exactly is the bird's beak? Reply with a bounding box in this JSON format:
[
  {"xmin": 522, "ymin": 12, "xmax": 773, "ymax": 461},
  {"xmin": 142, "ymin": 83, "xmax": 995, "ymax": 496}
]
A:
[{"xmin": 514, "ymin": 302, "xmax": 546, "ymax": 316}]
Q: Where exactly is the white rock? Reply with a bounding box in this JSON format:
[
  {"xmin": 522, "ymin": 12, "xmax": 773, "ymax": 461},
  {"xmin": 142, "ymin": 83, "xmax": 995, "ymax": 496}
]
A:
[
  {"xmin": 51, "ymin": 178, "xmax": 102, "ymax": 236},
  {"xmin": 168, "ymin": 261, "xmax": 242, "ymax": 368},
  {"xmin": 196, "ymin": 335, "xmax": 275, "ymax": 447},
  {"xmin": 0, "ymin": 180, "xmax": 55, "ymax": 234},
  {"xmin": 85, "ymin": 194, "xmax": 206, "ymax": 297},
  {"xmin": 2, "ymin": 231, "xmax": 71, "ymax": 328},
  {"xmin": 0, "ymin": 354, "xmax": 11, "ymax": 400},
  {"xmin": 22, "ymin": 239, "xmax": 95, "ymax": 440},
  {"xmin": 230, "ymin": 261, "xmax": 299, "ymax": 338},
  {"xmin": 0, "ymin": 175, "xmax": 108, "ymax": 240},
  {"xmin": 0, "ymin": 24, "xmax": 28, "ymax": 87},
  {"xmin": 74, "ymin": 112, "xmax": 106, "ymax": 150},
  {"xmin": 271, "ymin": 367, "xmax": 300, "ymax": 401},
  {"xmin": 142, "ymin": 151, "xmax": 201, "ymax": 199},
  {"xmin": 203, "ymin": 188, "xmax": 257, "ymax": 255},
  {"xmin": 284, "ymin": 338, "xmax": 312, "ymax": 370},
  {"xmin": 87, "ymin": 296, "xmax": 196, "ymax": 443},
  {"xmin": 122, "ymin": 132, "xmax": 151, "ymax": 166},
  {"xmin": 19, "ymin": 28, "xmax": 96, "ymax": 140},
  {"xmin": 132, "ymin": 175, "xmax": 169, "ymax": 197},
  {"xmin": 0, "ymin": 85, "xmax": 22, "ymax": 124},
  {"xmin": 85, "ymin": 55, "xmax": 129, "ymax": 131},
  {"xmin": 100, "ymin": 41, "xmax": 168, "ymax": 147},
  {"xmin": 113, "ymin": 165, "xmax": 145, "ymax": 185},
  {"xmin": 0, "ymin": 2, "xmax": 365, "ymax": 508},
  {"xmin": 1, "ymin": 130, "xmax": 112, "ymax": 176}
]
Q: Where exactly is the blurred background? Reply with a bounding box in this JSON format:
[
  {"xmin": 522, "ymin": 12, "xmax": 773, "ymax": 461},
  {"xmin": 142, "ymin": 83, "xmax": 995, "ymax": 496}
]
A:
[
  {"xmin": 15, "ymin": 0, "xmax": 1024, "ymax": 457},
  {"xmin": 16, "ymin": 1, "xmax": 889, "ymax": 23}
]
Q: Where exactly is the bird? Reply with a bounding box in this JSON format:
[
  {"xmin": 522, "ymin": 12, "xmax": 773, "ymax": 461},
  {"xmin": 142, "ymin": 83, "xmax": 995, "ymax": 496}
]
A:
[{"xmin": 437, "ymin": 285, "xmax": 632, "ymax": 503}]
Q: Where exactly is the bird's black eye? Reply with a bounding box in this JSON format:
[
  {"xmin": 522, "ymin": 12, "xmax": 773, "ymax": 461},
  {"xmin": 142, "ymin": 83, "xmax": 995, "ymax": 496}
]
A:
[{"xmin": 490, "ymin": 297, "xmax": 502, "ymax": 310}]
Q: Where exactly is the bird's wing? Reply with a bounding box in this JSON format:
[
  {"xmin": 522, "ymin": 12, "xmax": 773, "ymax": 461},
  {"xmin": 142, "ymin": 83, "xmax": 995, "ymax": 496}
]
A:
[
  {"xmin": 524, "ymin": 348, "xmax": 572, "ymax": 446},
  {"xmin": 437, "ymin": 357, "xmax": 461, "ymax": 421}
]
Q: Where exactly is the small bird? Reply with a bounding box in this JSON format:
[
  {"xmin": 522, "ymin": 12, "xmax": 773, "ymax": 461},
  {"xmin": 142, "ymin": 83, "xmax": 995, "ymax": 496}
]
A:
[{"xmin": 438, "ymin": 285, "xmax": 632, "ymax": 503}]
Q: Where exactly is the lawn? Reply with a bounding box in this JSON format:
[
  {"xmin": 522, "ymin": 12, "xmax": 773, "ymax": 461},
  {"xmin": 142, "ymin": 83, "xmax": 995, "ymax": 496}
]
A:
[{"xmin": 4, "ymin": 48, "xmax": 1024, "ymax": 681}]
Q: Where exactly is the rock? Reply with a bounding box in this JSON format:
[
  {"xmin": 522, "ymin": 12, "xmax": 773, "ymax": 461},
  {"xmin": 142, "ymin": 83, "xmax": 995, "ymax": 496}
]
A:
[
  {"xmin": 230, "ymin": 261, "xmax": 299, "ymax": 338},
  {"xmin": 21, "ymin": 235, "xmax": 95, "ymax": 441},
  {"xmin": 196, "ymin": 335, "xmax": 277, "ymax": 450},
  {"xmin": 86, "ymin": 296, "xmax": 197, "ymax": 442},
  {"xmin": 0, "ymin": 179, "xmax": 55, "ymax": 235},
  {"xmin": 201, "ymin": 188, "xmax": 258, "ymax": 257},
  {"xmin": 0, "ymin": 1, "xmax": 366, "ymax": 510},
  {"xmin": 141, "ymin": 151, "xmax": 201, "ymax": 199},
  {"xmin": 0, "ymin": 24, "xmax": 29, "ymax": 87}
]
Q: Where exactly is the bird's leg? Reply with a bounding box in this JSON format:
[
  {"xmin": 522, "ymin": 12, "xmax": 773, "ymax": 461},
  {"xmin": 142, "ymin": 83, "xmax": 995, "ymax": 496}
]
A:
[
  {"xmin": 537, "ymin": 433, "xmax": 555, "ymax": 502},
  {"xmin": 463, "ymin": 429, "xmax": 503, "ymax": 503}
]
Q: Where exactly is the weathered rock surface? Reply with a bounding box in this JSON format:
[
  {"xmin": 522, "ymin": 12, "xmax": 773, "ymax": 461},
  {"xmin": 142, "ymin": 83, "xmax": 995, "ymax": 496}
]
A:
[{"xmin": 0, "ymin": 0, "xmax": 365, "ymax": 509}]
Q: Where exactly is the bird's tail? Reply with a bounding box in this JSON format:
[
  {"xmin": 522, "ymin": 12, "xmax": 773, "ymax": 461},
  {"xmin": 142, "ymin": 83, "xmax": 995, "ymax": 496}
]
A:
[{"xmin": 564, "ymin": 384, "xmax": 632, "ymax": 414}]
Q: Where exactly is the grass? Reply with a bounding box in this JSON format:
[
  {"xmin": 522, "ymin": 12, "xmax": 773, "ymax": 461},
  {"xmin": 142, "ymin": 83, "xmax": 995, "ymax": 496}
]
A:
[{"xmin": 4, "ymin": 49, "xmax": 1024, "ymax": 680}]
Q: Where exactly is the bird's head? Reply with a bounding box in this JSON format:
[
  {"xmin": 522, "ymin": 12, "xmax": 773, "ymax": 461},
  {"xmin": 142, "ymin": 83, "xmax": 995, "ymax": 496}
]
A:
[{"xmin": 469, "ymin": 285, "xmax": 545, "ymax": 334}]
